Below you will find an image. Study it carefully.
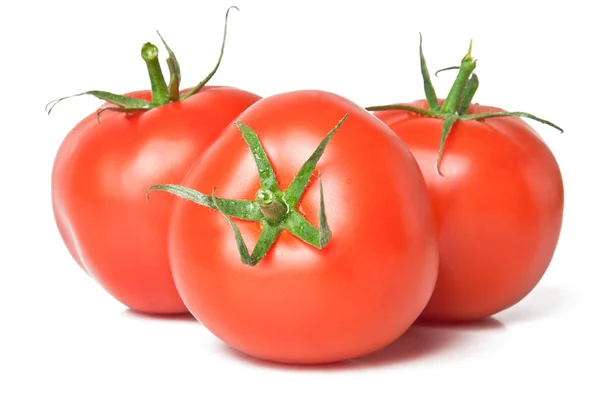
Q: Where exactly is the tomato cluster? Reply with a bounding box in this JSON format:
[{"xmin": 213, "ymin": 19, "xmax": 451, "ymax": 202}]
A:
[{"xmin": 49, "ymin": 8, "xmax": 563, "ymax": 364}]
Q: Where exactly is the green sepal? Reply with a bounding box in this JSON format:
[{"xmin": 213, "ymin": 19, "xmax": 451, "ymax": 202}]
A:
[
  {"xmin": 180, "ymin": 6, "xmax": 238, "ymax": 100},
  {"xmin": 156, "ymin": 31, "xmax": 181, "ymax": 102},
  {"xmin": 146, "ymin": 184, "xmax": 263, "ymax": 221},
  {"xmin": 365, "ymin": 104, "xmax": 440, "ymax": 117},
  {"xmin": 318, "ymin": 171, "xmax": 332, "ymax": 247},
  {"xmin": 460, "ymin": 111, "xmax": 563, "ymax": 133},
  {"xmin": 434, "ymin": 65, "xmax": 479, "ymax": 114},
  {"xmin": 434, "ymin": 65, "xmax": 460, "ymax": 77},
  {"xmin": 236, "ymin": 121, "xmax": 281, "ymax": 193},
  {"xmin": 212, "ymin": 189, "xmax": 254, "ymax": 266},
  {"xmin": 95, "ymin": 106, "xmax": 148, "ymax": 123},
  {"xmin": 437, "ymin": 114, "xmax": 459, "ymax": 174},
  {"xmin": 147, "ymin": 112, "xmax": 349, "ymax": 266},
  {"xmin": 419, "ymin": 33, "xmax": 441, "ymax": 112},
  {"xmin": 283, "ymin": 211, "xmax": 321, "ymax": 248},
  {"xmin": 212, "ymin": 190, "xmax": 281, "ymax": 266},
  {"xmin": 147, "ymin": 183, "xmax": 215, "ymax": 208},
  {"xmin": 248, "ymin": 223, "xmax": 281, "ymax": 265},
  {"xmin": 281, "ymin": 173, "xmax": 332, "ymax": 249},
  {"xmin": 45, "ymin": 91, "xmax": 153, "ymax": 115},
  {"xmin": 283, "ymin": 113, "xmax": 348, "ymax": 207},
  {"xmin": 364, "ymin": 36, "xmax": 564, "ymax": 178}
]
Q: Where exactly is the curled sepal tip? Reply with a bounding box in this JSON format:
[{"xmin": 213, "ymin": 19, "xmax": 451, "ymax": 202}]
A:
[
  {"xmin": 180, "ymin": 5, "xmax": 239, "ymax": 100},
  {"xmin": 45, "ymin": 90, "xmax": 152, "ymax": 115},
  {"xmin": 434, "ymin": 65, "xmax": 459, "ymax": 78}
]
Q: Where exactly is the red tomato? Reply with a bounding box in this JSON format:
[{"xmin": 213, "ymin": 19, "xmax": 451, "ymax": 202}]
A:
[
  {"xmin": 52, "ymin": 86, "xmax": 261, "ymax": 313},
  {"xmin": 156, "ymin": 90, "xmax": 439, "ymax": 364},
  {"xmin": 50, "ymin": 7, "xmax": 261, "ymax": 314},
  {"xmin": 370, "ymin": 41, "xmax": 563, "ymax": 321}
]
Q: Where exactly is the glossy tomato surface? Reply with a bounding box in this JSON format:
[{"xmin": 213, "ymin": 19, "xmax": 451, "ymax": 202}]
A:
[
  {"xmin": 52, "ymin": 86, "xmax": 261, "ymax": 314},
  {"xmin": 167, "ymin": 90, "xmax": 439, "ymax": 364},
  {"xmin": 374, "ymin": 99, "xmax": 564, "ymax": 321}
]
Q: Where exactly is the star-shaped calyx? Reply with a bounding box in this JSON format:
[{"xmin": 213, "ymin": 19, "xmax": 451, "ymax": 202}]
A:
[
  {"xmin": 366, "ymin": 34, "xmax": 563, "ymax": 175},
  {"xmin": 45, "ymin": 6, "xmax": 238, "ymax": 121},
  {"xmin": 147, "ymin": 114, "xmax": 349, "ymax": 266}
]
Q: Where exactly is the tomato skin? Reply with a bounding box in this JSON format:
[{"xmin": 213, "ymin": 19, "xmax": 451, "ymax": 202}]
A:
[
  {"xmin": 168, "ymin": 90, "xmax": 439, "ymax": 364},
  {"xmin": 373, "ymin": 99, "xmax": 564, "ymax": 321},
  {"xmin": 51, "ymin": 86, "xmax": 261, "ymax": 314}
]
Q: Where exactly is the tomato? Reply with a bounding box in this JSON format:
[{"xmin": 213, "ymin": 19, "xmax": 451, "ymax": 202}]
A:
[
  {"xmin": 150, "ymin": 89, "xmax": 438, "ymax": 364},
  {"xmin": 369, "ymin": 38, "xmax": 564, "ymax": 321},
  {"xmin": 50, "ymin": 8, "xmax": 261, "ymax": 314}
]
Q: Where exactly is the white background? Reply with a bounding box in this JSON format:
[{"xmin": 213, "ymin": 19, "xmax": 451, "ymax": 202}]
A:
[{"xmin": 1, "ymin": 0, "xmax": 598, "ymax": 396}]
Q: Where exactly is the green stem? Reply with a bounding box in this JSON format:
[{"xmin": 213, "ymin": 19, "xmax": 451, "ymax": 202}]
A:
[
  {"xmin": 256, "ymin": 189, "xmax": 288, "ymax": 223},
  {"xmin": 440, "ymin": 40, "xmax": 476, "ymax": 114},
  {"xmin": 141, "ymin": 43, "xmax": 169, "ymax": 105},
  {"xmin": 433, "ymin": 66, "xmax": 479, "ymax": 115}
]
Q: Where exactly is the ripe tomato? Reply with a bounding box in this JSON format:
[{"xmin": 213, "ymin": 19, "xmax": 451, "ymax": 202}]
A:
[
  {"xmin": 151, "ymin": 90, "xmax": 439, "ymax": 364},
  {"xmin": 50, "ymin": 8, "xmax": 261, "ymax": 314},
  {"xmin": 369, "ymin": 38, "xmax": 564, "ymax": 321}
]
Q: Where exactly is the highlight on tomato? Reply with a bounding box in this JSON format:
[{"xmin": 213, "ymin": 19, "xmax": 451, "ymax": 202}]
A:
[
  {"xmin": 148, "ymin": 89, "xmax": 439, "ymax": 364},
  {"xmin": 49, "ymin": 7, "xmax": 261, "ymax": 314},
  {"xmin": 367, "ymin": 36, "xmax": 564, "ymax": 321}
]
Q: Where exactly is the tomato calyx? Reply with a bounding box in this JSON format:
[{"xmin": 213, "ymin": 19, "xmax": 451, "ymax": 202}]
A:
[
  {"xmin": 45, "ymin": 6, "xmax": 238, "ymax": 120},
  {"xmin": 147, "ymin": 114, "xmax": 348, "ymax": 266},
  {"xmin": 366, "ymin": 34, "xmax": 563, "ymax": 175}
]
